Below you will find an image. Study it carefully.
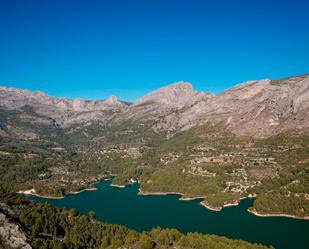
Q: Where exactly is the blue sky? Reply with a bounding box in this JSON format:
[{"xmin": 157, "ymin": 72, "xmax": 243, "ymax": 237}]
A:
[{"xmin": 0, "ymin": 0, "xmax": 308, "ymax": 101}]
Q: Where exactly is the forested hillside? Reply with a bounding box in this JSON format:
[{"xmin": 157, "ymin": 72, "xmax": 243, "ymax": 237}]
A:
[
  {"xmin": 1, "ymin": 74, "xmax": 309, "ymax": 248},
  {"xmin": 0, "ymin": 192, "xmax": 273, "ymax": 249}
]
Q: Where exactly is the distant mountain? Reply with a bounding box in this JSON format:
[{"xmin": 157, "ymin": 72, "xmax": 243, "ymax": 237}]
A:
[
  {"xmin": 2, "ymin": 74, "xmax": 308, "ymax": 139},
  {"xmin": 0, "ymin": 86, "xmax": 128, "ymax": 138},
  {"xmin": 0, "ymin": 73, "xmax": 309, "ymax": 220},
  {"xmin": 134, "ymin": 81, "xmax": 213, "ymax": 108},
  {"xmin": 156, "ymin": 74, "xmax": 309, "ymax": 138}
]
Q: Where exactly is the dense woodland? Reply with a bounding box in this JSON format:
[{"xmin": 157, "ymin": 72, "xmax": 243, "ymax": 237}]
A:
[
  {"xmin": 0, "ymin": 107, "xmax": 308, "ymax": 248},
  {"xmin": 0, "ymin": 192, "xmax": 273, "ymax": 249},
  {"xmin": 0, "ymin": 122, "xmax": 309, "ymax": 216}
]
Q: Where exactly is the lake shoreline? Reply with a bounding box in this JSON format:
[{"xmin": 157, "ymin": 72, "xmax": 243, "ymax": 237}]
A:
[
  {"xmin": 21, "ymin": 181, "xmax": 309, "ymax": 221},
  {"xmin": 247, "ymin": 208, "xmax": 309, "ymax": 220},
  {"xmin": 199, "ymin": 201, "xmax": 222, "ymax": 211},
  {"xmin": 22, "ymin": 178, "xmax": 309, "ymax": 249},
  {"xmin": 138, "ymin": 189, "xmax": 309, "ymax": 220},
  {"xmin": 17, "ymin": 177, "xmax": 114, "ymax": 199},
  {"xmin": 138, "ymin": 189, "xmax": 239, "ymax": 211},
  {"xmin": 110, "ymin": 184, "xmax": 126, "ymax": 188},
  {"xmin": 199, "ymin": 200, "xmax": 240, "ymax": 211},
  {"xmin": 138, "ymin": 190, "xmax": 184, "ymax": 196},
  {"xmin": 17, "ymin": 187, "xmax": 98, "ymax": 199}
]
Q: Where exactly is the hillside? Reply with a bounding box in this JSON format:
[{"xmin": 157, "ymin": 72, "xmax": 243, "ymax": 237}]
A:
[
  {"xmin": 0, "ymin": 193, "xmax": 273, "ymax": 249},
  {"xmin": 0, "ymin": 74, "xmax": 308, "ymax": 218}
]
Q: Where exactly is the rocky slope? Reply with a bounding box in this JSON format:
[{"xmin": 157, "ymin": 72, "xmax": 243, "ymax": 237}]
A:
[
  {"xmin": 0, "ymin": 87, "xmax": 128, "ymax": 139},
  {"xmin": 0, "ymin": 204, "xmax": 31, "ymax": 249},
  {"xmin": 1, "ymin": 74, "xmax": 308, "ymax": 140},
  {"xmin": 0, "ymin": 73, "xmax": 308, "ymax": 218},
  {"xmin": 173, "ymin": 75, "xmax": 309, "ymax": 137},
  {"xmin": 0, "ymin": 196, "xmax": 273, "ymax": 249},
  {"xmin": 126, "ymin": 74, "xmax": 309, "ymax": 138}
]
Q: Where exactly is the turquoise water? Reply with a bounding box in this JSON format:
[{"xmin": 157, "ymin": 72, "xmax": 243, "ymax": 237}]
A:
[{"xmin": 27, "ymin": 179, "xmax": 309, "ymax": 249}]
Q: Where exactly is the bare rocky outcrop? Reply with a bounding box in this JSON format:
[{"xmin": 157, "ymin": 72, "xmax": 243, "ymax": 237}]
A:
[
  {"xmin": 134, "ymin": 81, "xmax": 214, "ymax": 108},
  {"xmin": 0, "ymin": 73, "xmax": 308, "ymax": 139},
  {"xmin": 112, "ymin": 81, "xmax": 214, "ymax": 129},
  {"xmin": 0, "ymin": 86, "xmax": 128, "ymax": 132},
  {"xmin": 171, "ymin": 74, "xmax": 309, "ymax": 137},
  {"xmin": 0, "ymin": 212, "xmax": 31, "ymax": 249},
  {"xmin": 0, "ymin": 87, "xmax": 126, "ymax": 113},
  {"xmin": 114, "ymin": 74, "xmax": 309, "ymax": 137}
]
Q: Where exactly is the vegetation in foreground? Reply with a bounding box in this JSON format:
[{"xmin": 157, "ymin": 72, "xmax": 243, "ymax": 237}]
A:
[
  {"xmin": 0, "ymin": 191, "xmax": 273, "ymax": 249},
  {"xmin": 0, "ymin": 110, "xmax": 309, "ymax": 218}
]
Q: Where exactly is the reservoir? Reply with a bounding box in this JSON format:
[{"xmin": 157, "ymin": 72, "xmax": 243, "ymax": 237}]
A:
[{"xmin": 27, "ymin": 179, "xmax": 309, "ymax": 249}]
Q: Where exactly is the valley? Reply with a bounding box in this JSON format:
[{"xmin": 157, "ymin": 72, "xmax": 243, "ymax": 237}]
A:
[{"xmin": 1, "ymin": 74, "xmax": 309, "ymax": 248}]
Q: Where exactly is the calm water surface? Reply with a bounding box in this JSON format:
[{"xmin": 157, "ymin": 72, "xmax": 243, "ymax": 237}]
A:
[{"xmin": 27, "ymin": 179, "xmax": 309, "ymax": 249}]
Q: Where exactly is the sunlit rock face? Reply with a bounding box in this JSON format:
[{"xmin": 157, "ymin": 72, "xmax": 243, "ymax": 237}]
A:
[
  {"xmin": 0, "ymin": 86, "xmax": 128, "ymax": 131},
  {"xmin": 123, "ymin": 74, "xmax": 309, "ymax": 138},
  {"xmin": 0, "ymin": 211, "xmax": 32, "ymax": 249},
  {"xmin": 0, "ymin": 73, "xmax": 308, "ymax": 139},
  {"xmin": 134, "ymin": 81, "xmax": 214, "ymax": 108}
]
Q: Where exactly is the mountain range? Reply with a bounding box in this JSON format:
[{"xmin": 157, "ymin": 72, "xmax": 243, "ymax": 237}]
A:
[
  {"xmin": 0, "ymin": 73, "xmax": 308, "ymax": 220},
  {"xmin": 1, "ymin": 73, "xmax": 308, "ymax": 140}
]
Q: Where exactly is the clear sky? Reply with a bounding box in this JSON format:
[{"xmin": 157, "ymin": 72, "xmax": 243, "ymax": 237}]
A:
[{"xmin": 0, "ymin": 0, "xmax": 308, "ymax": 101}]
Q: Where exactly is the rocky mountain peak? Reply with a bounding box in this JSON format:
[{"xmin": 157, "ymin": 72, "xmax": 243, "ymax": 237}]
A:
[
  {"xmin": 33, "ymin": 90, "xmax": 49, "ymax": 98},
  {"xmin": 1, "ymin": 73, "xmax": 308, "ymax": 139},
  {"xmin": 72, "ymin": 98, "xmax": 86, "ymax": 111},
  {"xmin": 223, "ymin": 79, "xmax": 271, "ymax": 99},
  {"xmin": 134, "ymin": 81, "xmax": 201, "ymax": 108},
  {"xmin": 166, "ymin": 81, "xmax": 193, "ymax": 91},
  {"xmin": 104, "ymin": 95, "xmax": 119, "ymax": 105}
]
